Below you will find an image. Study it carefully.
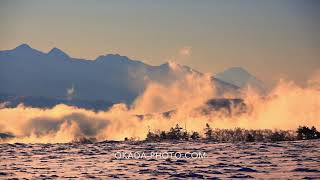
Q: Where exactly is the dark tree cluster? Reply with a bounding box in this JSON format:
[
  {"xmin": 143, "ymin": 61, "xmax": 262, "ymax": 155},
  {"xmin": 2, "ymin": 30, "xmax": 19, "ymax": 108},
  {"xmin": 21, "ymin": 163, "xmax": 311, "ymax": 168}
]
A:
[
  {"xmin": 146, "ymin": 124, "xmax": 192, "ymax": 142},
  {"xmin": 145, "ymin": 124, "xmax": 320, "ymax": 143},
  {"xmin": 201, "ymin": 124, "xmax": 296, "ymax": 142},
  {"xmin": 296, "ymin": 126, "xmax": 320, "ymax": 140}
]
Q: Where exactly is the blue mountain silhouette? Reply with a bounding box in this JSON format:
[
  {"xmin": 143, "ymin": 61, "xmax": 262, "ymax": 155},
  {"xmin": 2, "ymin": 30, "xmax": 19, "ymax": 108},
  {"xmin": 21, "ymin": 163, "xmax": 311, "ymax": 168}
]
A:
[{"xmin": 0, "ymin": 44, "xmax": 240, "ymax": 104}]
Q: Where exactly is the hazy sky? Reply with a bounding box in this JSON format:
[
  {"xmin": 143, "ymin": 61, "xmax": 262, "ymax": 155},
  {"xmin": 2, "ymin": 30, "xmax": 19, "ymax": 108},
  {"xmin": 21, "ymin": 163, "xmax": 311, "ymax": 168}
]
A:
[{"xmin": 0, "ymin": 0, "xmax": 319, "ymax": 87}]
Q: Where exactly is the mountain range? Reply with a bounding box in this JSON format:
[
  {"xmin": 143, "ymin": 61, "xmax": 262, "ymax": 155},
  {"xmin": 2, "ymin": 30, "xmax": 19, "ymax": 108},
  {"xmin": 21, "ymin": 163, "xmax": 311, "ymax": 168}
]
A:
[{"xmin": 0, "ymin": 44, "xmax": 264, "ymax": 107}]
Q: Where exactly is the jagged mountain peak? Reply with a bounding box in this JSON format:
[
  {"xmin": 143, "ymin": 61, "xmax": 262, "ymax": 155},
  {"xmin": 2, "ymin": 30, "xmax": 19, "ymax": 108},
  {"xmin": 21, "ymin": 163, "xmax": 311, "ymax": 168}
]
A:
[
  {"xmin": 14, "ymin": 43, "xmax": 32, "ymax": 50},
  {"xmin": 6, "ymin": 43, "xmax": 44, "ymax": 56},
  {"xmin": 47, "ymin": 47, "xmax": 69, "ymax": 59}
]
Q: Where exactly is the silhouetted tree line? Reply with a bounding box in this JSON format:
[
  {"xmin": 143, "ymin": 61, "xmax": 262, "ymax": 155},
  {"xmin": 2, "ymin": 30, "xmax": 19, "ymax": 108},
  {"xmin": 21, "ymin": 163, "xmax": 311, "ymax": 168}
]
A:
[
  {"xmin": 145, "ymin": 124, "xmax": 320, "ymax": 142},
  {"xmin": 296, "ymin": 126, "xmax": 320, "ymax": 140}
]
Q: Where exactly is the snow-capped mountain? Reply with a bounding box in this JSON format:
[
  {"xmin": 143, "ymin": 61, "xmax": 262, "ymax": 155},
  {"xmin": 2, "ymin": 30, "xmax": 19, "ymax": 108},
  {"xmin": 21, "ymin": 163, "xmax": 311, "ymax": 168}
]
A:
[{"xmin": 215, "ymin": 67, "xmax": 266, "ymax": 93}]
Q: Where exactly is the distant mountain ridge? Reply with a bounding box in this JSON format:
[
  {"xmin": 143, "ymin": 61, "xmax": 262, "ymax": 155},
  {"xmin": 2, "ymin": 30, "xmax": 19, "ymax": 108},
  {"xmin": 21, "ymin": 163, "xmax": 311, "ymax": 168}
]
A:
[
  {"xmin": 215, "ymin": 67, "xmax": 266, "ymax": 93},
  {"xmin": 0, "ymin": 44, "xmax": 262, "ymax": 104}
]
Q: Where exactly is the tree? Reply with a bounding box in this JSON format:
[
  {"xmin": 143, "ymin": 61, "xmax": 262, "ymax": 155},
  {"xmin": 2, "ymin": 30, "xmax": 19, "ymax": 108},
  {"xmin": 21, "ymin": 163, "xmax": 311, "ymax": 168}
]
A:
[
  {"xmin": 270, "ymin": 131, "xmax": 286, "ymax": 142},
  {"xmin": 245, "ymin": 133, "xmax": 255, "ymax": 142},
  {"xmin": 146, "ymin": 131, "xmax": 159, "ymax": 141},
  {"xmin": 297, "ymin": 126, "xmax": 320, "ymax": 140},
  {"xmin": 182, "ymin": 131, "xmax": 189, "ymax": 140},
  {"xmin": 204, "ymin": 123, "xmax": 213, "ymax": 140},
  {"xmin": 190, "ymin": 132, "xmax": 200, "ymax": 140},
  {"xmin": 311, "ymin": 126, "xmax": 320, "ymax": 139},
  {"xmin": 167, "ymin": 124, "xmax": 184, "ymax": 140},
  {"xmin": 160, "ymin": 131, "xmax": 167, "ymax": 140}
]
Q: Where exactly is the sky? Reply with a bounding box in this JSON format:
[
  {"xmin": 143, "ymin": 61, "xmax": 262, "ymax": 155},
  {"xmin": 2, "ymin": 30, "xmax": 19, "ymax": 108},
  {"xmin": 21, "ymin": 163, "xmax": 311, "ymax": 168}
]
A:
[{"xmin": 0, "ymin": 0, "xmax": 319, "ymax": 87}]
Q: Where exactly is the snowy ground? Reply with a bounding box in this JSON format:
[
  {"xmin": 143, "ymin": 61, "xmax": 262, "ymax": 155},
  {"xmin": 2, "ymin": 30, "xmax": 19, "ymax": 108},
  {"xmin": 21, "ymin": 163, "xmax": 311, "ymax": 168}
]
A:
[{"xmin": 1, "ymin": 140, "xmax": 319, "ymax": 179}]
